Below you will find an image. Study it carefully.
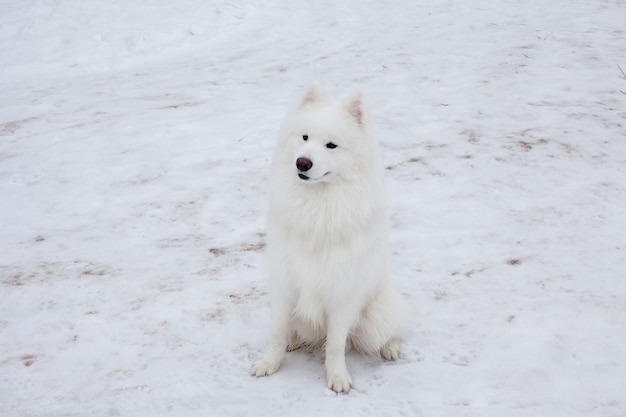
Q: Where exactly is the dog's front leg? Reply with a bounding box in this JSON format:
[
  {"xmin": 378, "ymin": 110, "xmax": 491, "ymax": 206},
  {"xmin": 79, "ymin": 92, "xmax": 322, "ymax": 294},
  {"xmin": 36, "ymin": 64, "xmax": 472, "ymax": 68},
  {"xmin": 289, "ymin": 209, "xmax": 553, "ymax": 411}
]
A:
[
  {"xmin": 325, "ymin": 317, "xmax": 353, "ymax": 393},
  {"xmin": 251, "ymin": 299, "xmax": 291, "ymax": 377}
]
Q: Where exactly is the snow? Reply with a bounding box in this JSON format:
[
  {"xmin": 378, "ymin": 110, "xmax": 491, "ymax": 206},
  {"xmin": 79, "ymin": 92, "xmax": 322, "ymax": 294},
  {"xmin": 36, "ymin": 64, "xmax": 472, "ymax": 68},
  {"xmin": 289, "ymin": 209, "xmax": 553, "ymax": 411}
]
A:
[{"xmin": 1, "ymin": 0, "xmax": 625, "ymax": 415}]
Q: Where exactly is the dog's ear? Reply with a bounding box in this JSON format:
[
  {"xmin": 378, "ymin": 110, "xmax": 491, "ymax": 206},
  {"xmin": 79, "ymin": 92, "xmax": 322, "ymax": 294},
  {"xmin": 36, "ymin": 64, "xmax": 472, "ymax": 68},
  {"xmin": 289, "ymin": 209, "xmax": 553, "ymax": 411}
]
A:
[
  {"xmin": 344, "ymin": 91, "xmax": 364, "ymax": 126},
  {"xmin": 300, "ymin": 82, "xmax": 324, "ymax": 107}
]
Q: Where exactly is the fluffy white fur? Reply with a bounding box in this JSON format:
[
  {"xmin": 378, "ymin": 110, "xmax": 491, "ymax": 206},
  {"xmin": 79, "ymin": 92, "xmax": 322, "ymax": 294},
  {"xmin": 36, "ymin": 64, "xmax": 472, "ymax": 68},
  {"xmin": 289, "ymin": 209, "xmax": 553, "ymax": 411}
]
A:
[{"xmin": 251, "ymin": 83, "xmax": 408, "ymax": 393}]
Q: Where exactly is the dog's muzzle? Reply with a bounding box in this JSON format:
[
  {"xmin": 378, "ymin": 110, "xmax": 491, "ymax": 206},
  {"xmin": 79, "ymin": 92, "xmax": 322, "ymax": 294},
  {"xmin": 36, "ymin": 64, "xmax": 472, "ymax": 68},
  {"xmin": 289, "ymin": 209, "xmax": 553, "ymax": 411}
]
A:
[{"xmin": 296, "ymin": 157, "xmax": 313, "ymax": 180}]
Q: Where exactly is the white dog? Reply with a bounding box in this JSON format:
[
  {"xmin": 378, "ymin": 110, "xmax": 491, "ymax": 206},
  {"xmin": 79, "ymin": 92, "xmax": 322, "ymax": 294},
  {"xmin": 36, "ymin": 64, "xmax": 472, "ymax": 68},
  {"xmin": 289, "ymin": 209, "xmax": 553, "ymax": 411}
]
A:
[{"xmin": 251, "ymin": 84, "xmax": 408, "ymax": 393}]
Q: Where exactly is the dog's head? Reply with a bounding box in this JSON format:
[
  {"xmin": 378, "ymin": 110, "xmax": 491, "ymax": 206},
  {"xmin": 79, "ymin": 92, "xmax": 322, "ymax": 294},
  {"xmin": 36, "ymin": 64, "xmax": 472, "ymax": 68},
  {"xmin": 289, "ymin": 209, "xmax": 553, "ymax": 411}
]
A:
[{"xmin": 278, "ymin": 83, "xmax": 373, "ymax": 185}]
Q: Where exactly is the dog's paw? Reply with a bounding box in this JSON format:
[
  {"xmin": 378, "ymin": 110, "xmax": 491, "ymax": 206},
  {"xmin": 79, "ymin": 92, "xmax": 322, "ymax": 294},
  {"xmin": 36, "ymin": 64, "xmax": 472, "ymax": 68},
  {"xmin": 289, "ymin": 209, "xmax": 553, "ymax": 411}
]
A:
[
  {"xmin": 286, "ymin": 331, "xmax": 305, "ymax": 352},
  {"xmin": 381, "ymin": 338, "xmax": 400, "ymax": 361},
  {"xmin": 250, "ymin": 359, "xmax": 280, "ymax": 377},
  {"xmin": 327, "ymin": 372, "xmax": 353, "ymax": 394}
]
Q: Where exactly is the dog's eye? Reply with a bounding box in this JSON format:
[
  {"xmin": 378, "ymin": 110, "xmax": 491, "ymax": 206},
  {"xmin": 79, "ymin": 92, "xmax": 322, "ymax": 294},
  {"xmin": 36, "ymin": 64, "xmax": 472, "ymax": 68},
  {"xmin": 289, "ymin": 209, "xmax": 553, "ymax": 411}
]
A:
[
  {"xmin": 302, "ymin": 135, "xmax": 308, "ymax": 141},
  {"xmin": 326, "ymin": 142, "xmax": 337, "ymax": 149}
]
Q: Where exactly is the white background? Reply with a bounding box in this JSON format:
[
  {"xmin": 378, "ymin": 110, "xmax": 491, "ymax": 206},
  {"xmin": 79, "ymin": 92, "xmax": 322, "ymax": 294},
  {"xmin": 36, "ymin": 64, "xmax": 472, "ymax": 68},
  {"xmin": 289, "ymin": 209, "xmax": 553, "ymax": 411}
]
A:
[{"xmin": 1, "ymin": 1, "xmax": 625, "ymax": 416}]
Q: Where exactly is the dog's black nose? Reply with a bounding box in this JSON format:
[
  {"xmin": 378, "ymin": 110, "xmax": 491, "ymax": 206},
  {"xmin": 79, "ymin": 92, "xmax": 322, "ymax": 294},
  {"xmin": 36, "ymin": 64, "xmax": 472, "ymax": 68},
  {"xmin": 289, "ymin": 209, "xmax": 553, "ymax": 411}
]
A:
[{"xmin": 296, "ymin": 157, "xmax": 313, "ymax": 172}]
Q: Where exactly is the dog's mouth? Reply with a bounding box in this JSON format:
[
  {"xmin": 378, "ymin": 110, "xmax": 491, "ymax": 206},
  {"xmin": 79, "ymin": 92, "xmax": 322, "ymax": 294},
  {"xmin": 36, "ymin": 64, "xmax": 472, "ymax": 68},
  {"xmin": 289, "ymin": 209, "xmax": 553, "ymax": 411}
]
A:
[{"xmin": 297, "ymin": 172, "xmax": 330, "ymax": 182}]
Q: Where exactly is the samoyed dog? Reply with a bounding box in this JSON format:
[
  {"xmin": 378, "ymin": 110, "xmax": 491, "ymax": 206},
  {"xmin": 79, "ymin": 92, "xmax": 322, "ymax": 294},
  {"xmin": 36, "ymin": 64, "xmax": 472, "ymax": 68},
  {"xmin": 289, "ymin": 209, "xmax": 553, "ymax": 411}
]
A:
[{"xmin": 251, "ymin": 83, "xmax": 408, "ymax": 393}]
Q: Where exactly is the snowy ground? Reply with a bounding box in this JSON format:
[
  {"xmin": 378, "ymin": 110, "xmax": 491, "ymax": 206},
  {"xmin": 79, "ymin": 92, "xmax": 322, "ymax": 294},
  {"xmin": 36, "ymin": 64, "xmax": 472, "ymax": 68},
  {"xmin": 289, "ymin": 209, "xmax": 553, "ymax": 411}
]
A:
[{"xmin": 1, "ymin": 0, "xmax": 626, "ymax": 416}]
